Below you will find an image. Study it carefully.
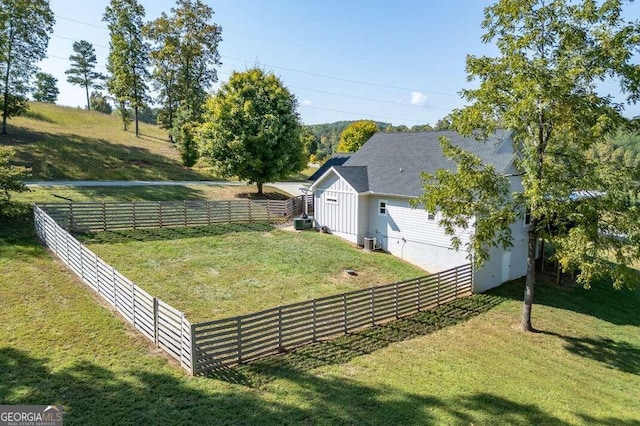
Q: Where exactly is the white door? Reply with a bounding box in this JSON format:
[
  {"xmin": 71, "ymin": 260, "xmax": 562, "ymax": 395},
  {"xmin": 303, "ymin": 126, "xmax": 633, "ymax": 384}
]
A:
[{"xmin": 501, "ymin": 251, "xmax": 511, "ymax": 283}]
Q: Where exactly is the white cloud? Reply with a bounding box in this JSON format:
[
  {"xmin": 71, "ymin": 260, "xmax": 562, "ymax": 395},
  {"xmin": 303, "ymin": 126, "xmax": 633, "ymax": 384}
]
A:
[
  {"xmin": 410, "ymin": 91, "xmax": 428, "ymax": 107},
  {"xmin": 301, "ymin": 99, "xmax": 313, "ymax": 106}
]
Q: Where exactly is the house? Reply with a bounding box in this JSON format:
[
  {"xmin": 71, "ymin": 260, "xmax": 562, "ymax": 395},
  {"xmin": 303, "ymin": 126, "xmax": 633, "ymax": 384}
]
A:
[{"xmin": 309, "ymin": 130, "xmax": 529, "ymax": 293}]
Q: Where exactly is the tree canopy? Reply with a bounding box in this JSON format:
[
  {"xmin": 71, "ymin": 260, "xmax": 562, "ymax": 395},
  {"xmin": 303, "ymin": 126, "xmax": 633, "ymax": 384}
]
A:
[
  {"xmin": 145, "ymin": 0, "xmax": 222, "ymax": 161},
  {"xmin": 198, "ymin": 68, "xmax": 304, "ymax": 194},
  {"xmin": 414, "ymin": 0, "xmax": 640, "ymax": 331},
  {"xmin": 32, "ymin": 72, "xmax": 58, "ymax": 103},
  {"xmin": 103, "ymin": 0, "xmax": 150, "ymax": 136},
  {"xmin": 0, "ymin": 0, "xmax": 54, "ymax": 134},
  {"xmin": 336, "ymin": 120, "xmax": 379, "ymax": 153},
  {"xmin": 65, "ymin": 40, "xmax": 104, "ymax": 111}
]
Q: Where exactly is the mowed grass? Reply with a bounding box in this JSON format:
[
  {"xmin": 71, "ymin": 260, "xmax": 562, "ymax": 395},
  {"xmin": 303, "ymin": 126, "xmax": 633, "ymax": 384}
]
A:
[
  {"xmin": 14, "ymin": 184, "xmax": 290, "ymax": 204},
  {"xmin": 77, "ymin": 225, "xmax": 427, "ymax": 322},
  {"xmin": 1, "ymin": 187, "xmax": 639, "ymax": 424},
  {"xmin": 2, "ymin": 102, "xmax": 215, "ymax": 181}
]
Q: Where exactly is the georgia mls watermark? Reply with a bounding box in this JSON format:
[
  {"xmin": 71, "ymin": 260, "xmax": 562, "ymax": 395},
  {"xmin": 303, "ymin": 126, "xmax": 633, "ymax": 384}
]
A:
[{"xmin": 0, "ymin": 406, "xmax": 63, "ymax": 426}]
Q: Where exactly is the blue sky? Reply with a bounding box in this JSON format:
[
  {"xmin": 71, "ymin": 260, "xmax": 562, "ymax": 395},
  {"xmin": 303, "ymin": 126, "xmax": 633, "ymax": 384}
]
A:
[{"xmin": 42, "ymin": 0, "xmax": 640, "ymax": 127}]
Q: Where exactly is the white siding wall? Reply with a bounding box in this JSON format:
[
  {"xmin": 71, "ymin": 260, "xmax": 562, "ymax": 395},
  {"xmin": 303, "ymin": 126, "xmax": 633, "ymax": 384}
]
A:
[
  {"xmin": 365, "ymin": 196, "xmax": 470, "ymax": 272},
  {"xmin": 313, "ymin": 173, "xmax": 358, "ymax": 244}
]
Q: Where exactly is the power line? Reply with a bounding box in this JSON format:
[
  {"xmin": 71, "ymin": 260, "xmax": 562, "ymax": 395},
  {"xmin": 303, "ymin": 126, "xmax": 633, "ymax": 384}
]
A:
[
  {"xmin": 55, "ymin": 14, "xmax": 458, "ymax": 98},
  {"xmin": 222, "ymin": 55, "xmax": 458, "ymax": 97}
]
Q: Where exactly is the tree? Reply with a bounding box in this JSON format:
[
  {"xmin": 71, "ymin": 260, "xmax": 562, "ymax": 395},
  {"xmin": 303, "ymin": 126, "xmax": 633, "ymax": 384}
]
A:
[
  {"xmin": 414, "ymin": 0, "xmax": 640, "ymax": 332},
  {"xmin": 32, "ymin": 72, "xmax": 58, "ymax": 103},
  {"xmin": 145, "ymin": 0, "xmax": 222, "ymax": 151},
  {"xmin": 103, "ymin": 0, "xmax": 150, "ymax": 137},
  {"xmin": 0, "ymin": 0, "xmax": 54, "ymax": 135},
  {"xmin": 90, "ymin": 91, "xmax": 112, "ymax": 114},
  {"xmin": 198, "ymin": 68, "xmax": 304, "ymax": 195},
  {"xmin": 65, "ymin": 40, "xmax": 104, "ymax": 111},
  {"xmin": 0, "ymin": 147, "xmax": 27, "ymax": 204},
  {"xmin": 336, "ymin": 120, "xmax": 378, "ymax": 153}
]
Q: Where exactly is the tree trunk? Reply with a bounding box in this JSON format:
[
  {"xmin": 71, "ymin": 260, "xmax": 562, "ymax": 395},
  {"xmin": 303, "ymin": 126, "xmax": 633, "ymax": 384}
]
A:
[
  {"xmin": 135, "ymin": 106, "xmax": 139, "ymax": 138},
  {"xmin": 257, "ymin": 182, "xmax": 263, "ymax": 195},
  {"xmin": 85, "ymin": 83, "xmax": 90, "ymax": 111},
  {"xmin": 520, "ymin": 218, "xmax": 538, "ymax": 332},
  {"xmin": 2, "ymin": 26, "xmax": 14, "ymax": 136}
]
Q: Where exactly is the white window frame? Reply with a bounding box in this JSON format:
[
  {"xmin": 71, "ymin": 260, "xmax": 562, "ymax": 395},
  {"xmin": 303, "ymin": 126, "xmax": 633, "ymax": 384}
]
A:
[{"xmin": 378, "ymin": 200, "xmax": 388, "ymax": 216}]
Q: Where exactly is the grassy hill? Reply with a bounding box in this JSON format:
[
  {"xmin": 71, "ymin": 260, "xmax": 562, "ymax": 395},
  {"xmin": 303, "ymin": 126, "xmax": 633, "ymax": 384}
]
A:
[{"xmin": 1, "ymin": 102, "xmax": 216, "ymax": 181}]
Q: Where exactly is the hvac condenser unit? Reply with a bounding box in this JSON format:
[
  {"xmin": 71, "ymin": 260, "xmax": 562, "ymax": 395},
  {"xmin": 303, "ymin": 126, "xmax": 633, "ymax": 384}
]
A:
[{"xmin": 363, "ymin": 237, "xmax": 376, "ymax": 251}]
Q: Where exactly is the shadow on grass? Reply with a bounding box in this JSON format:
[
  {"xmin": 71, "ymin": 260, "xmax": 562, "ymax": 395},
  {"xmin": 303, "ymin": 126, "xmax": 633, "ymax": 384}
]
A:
[
  {"xmin": 0, "ymin": 346, "xmax": 577, "ymax": 425},
  {"xmin": 0, "ymin": 202, "xmax": 38, "ymax": 257},
  {"xmin": 3, "ymin": 125, "xmax": 213, "ymax": 181},
  {"xmin": 491, "ymin": 277, "xmax": 640, "ymax": 327},
  {"xmin": 235, "ymin": 191, "xmax": 290, "ymax": 200},
  {"xmin": 207, "ymin": 294, "xmax": 506, "ymax": 388},
  {"xmin": 74, "ymin": 223, "xmax": 275, "ymax": 244},
  {"xmin": 539, "ymin": 332, "xmax": 640, "ymax": 376}
]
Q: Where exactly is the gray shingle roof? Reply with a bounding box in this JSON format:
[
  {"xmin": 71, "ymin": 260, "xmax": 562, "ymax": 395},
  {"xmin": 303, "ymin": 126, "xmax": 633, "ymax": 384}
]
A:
[
  {"xmin": 308, "ymin": 154, "xmax": 351, "ymax": 181},
  {"xmin": 333, "ymin": 166, "xmax": 369, "ymax": 192},
  {"xmin": 338, "ymin": 130, "xmax": 515, "ymax": 198}
]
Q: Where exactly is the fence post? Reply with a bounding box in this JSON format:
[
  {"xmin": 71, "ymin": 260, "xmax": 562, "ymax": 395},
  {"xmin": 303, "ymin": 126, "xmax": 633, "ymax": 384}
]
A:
[
  {"xmin": 207, "ymin": 201, "xmax": 212, "ymax": 226},
  {"xmin": 131, "ymin": 280, "xmax": 136, "ymax": 326},
  {"xmin": 277, "ymin": 306, "xmax": 283, "ymax": 351},
  {"xmin": 437, "ymin": 273, "xmax": 441, "ymax": 306},
  {"xmin": 102, "ymin": 202, "xmax": 106, "ymax": 231},
  {"xmin": 112, "ymin": 267, "xmax": 117, "ymax": 307},
  {"xmin": 69, "ymin": 202, "xmax": 74, "ymax": 231},
  {"xmin": 183, "ymin": 200, "xmax": 188, "ymax": 226},
  {"xmin": 190, "ymin": 323, "xmax": 197, "ymax": 376},
  {"xmin": 236, "ymin": 317, "xmax": 243, "ymax": 364},
  {"xmin": 417, "ymin": 278, "xmax": 422, "ymax": 311},
  {"xmin": 132, "ymin": 202, "xmax": 137, "ymax": 230},
  {"xmin": 159, "ymin": 202, "xmax": 163, "ymax": 228},
  {"xmin": 312, "ymin": 300, "xmax": 317, "ymax": 343},
  {"xmin": 455, "ymin": 267, "xmax": 459, "ymax": 299},
  {"xmin": 343, "ymin": 294, "xmax": 348, "ymax": 334},
  {"xmin": 153, "ymin": 298, "xmax": 159, "ymax": 346},
  {"xmin": 371, "ymin": 287, "xmax": 375, "ymax": 325},
  {"xmin": 395, "ymin": 283, "xmax": 399, "ymax": 318}
]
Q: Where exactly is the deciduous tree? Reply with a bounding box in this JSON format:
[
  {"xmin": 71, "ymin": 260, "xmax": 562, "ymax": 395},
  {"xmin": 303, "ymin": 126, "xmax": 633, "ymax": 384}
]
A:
[
  {"xmin": 103, "ymin": 0, "xmax": 150, "ymax": 136},
  {"xmin": 0, "ymin": 147, "xmax": 27, "ymax": 203},
  {"xmin": 414, "ymin": 0, "xmax": 640, "ymax": 331},
  {"xmin": 336, "ymin": 120, "xmax": 378, "ymax": 153},
  {"xmin": 0, "ymin": 0, "xmax": 54, "ymax": 134},
  {"xmin": 32, "ymin": 71, "xmax": 58, "ymax": 103},
  {"xmin": 65, "ymin": 40, "xmax": 104, "ymax": 111},
  {"xmin": 145, "ymin": 0, "xmax": 222, "ymax": 153},
  {"xmin": 90, "ymin": 91, "xmax": 112, "ymax": 114},
  {"xmin": 198, "ymin": 68, "xmax": 304, "ymax": 194}
]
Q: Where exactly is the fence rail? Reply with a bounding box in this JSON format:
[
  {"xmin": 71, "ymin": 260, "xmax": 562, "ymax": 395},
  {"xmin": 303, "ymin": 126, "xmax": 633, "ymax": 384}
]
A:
[
  {"xmin": 38, "ymin": 196, "xmax": 307, "ymax": 233},
  {"xmin": 34, "ymin": 205, "xmax": 193, "ymax": 372},
  {"xmin": 34, "ymin": 198, "xmax": 472, "ymax": 376},
  {"xmin": 191, "ymin": 264, "xmax": 472, "ymax": 374}
]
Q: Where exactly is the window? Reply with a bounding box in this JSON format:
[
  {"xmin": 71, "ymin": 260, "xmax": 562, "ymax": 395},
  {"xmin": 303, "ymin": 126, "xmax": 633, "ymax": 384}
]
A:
[
  {"xmin": 378, "ymin": 200, "xmax": 387, "ymax": 215},
  {"xmin": 524, "ymin": 209, "xmax": 531, "ymax": 226},
  {"xmin": 427, "ymin": 211, "xmax": 436, "ymax": 221},
  {"xmin": 326, "ymin": 197, "xmax": 338, "ymax": 204}
]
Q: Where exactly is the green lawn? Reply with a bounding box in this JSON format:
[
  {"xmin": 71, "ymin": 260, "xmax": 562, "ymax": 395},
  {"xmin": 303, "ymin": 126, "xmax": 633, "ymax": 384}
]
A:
[
  {"xmin": 1, "ymin": 102, "xmax": 317, "ymax": 182},
  {"xmin": 1, "ymin": 189, "xmax": 639, "ymax": 425},
  {"xmin": 77, "ymin": 225, "xmax": 427, "ymax": 322}
]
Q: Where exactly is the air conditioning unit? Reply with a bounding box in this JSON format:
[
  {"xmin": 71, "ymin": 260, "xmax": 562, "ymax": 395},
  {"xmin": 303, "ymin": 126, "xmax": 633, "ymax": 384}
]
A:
[{"xmin": 363, "ymin": 237, "xmax": 376, "ymax": 251}]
